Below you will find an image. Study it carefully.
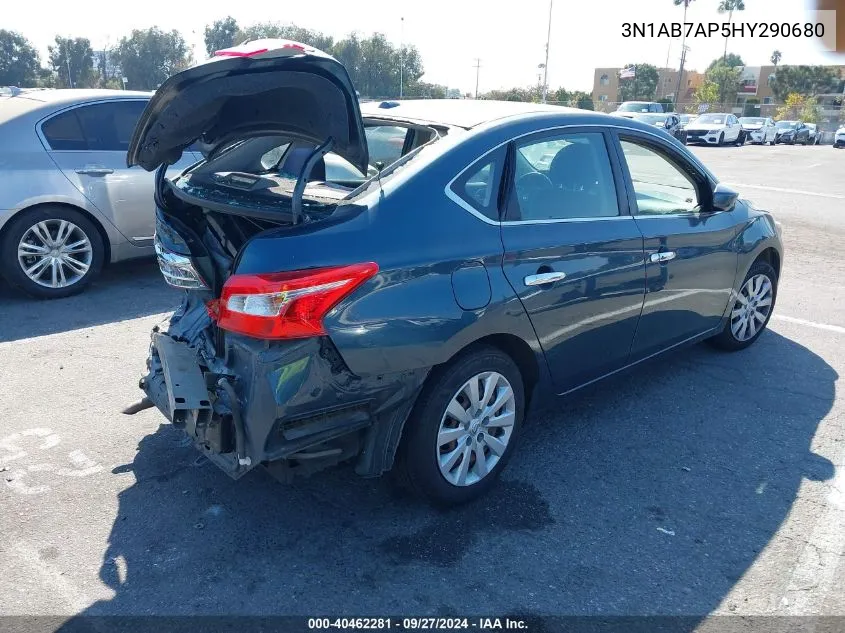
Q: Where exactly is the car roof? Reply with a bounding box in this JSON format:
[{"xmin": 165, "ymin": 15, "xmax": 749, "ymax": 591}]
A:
[
  {"xmin": 0, "ymin": 89, "xmax": 153, "ymax": 126},
  {"xmin": 2, "ymin": 88, "xmax": 151, "ymax": 105},
  {"xmin": 359, "ymin": 99, "xmax": 573, "ymax": 130}
]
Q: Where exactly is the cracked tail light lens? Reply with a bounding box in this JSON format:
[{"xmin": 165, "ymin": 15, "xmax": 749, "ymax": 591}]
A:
[
  {"xmin": 214, "ymin": 263, "xmax": 378, "ymax": 339},
  {"xmin": 154, "ymin": 240, "xmax": 208, "ymax": 290}
]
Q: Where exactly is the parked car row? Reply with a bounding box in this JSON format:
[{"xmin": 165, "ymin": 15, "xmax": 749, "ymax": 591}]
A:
[{"xmin": 612, "ymin": 102, "xmax": 833, "ymax": 148}]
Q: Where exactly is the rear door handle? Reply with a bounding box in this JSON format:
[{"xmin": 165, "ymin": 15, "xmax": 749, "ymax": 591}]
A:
[
  {"xmin": 649, "ymin": 251, "xmax": 677, "ymax": 263},
  {"xmin": 524, "ymin": 271, "xmax": 567, "ymax": 286},
  {"xmin": 75, "ymin": 167, "xmax": 114, "ymax": 176}
]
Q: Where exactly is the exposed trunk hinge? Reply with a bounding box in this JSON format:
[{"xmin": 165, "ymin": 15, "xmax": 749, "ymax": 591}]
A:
[{"xmin": 291, "ymin": 137, "xmax": 336, "ymax": 225}]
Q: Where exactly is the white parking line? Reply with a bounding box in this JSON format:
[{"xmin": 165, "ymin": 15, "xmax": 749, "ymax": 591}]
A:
[
  {"xmin": 773, "ymin": 315, "xmax": 845, "ymax": 335},
  {"xmin": 725, "ymin": 183, "xmax": 845, "ymax": 200}
]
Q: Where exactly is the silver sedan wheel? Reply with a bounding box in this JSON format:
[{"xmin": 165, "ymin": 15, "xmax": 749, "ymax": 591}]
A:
[
  {"xmin": 436, "ymin": 371, "xmax": 516, "ymax": 487},
  {"xmin": 17, "ymin": 220, "xmax": 93, "ymax": 289},
  {"xmin": 730, "ymin": 273, "xmax": 774, "ymax": 342}
]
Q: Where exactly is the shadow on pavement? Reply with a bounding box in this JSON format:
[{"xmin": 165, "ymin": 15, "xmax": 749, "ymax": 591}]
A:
[
  {"xmin": 0, "ymin": 258, "xmax": 179, "ymax": 343},
  {"xmin": 57, "ymin": 330, "xmax": 836, "ymax": 626}
]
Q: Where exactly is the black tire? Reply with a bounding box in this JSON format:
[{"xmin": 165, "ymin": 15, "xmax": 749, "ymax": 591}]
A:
[
  {"xmin": 718, "ymin": 132, "xmax": 725, "ymax": 146},
  {"xmin": 396, "ymin": 346, "xmax": 525, "ymax": 507},
  {"xmin": 708, "ymin": 260, "xmax": 778, "ymax": 352},
  {"xmin": 0, "ymin": 206, "xmax": 104, "ymax": 299},
  {"xmin": 735, "ymin": 131, "xmax": 745, "ymax": 146}
]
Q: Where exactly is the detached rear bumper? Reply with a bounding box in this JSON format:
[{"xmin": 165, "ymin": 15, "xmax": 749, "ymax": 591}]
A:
[{"xmin": 139, "ymin": 298, "xmax": 428, "ymax": 479}]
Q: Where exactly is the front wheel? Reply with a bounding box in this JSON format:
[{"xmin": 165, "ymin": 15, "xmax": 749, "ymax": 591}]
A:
[
  {"xmin": 397, "ymin": 346, "xmax": 525, "ymax": 506},
  {"xmin": 0, "ymin": 206, "xmax": 104, "ymax": 299},
  {"xmin": 708, "ymin": 260, "xmax": 778, "ymax": 351},
  {"xmin": 718, "ymin": 132, "xmax": 725, "ymax": 146}
]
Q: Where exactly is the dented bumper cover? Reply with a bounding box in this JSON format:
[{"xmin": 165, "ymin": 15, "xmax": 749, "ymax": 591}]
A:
[{"xmin": 140, "ymin": 295, "xmax": 428, "ymax": 479}]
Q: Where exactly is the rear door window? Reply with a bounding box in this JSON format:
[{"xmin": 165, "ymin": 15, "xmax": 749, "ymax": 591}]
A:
[{"xmin": 74, "ymin": 101, "xmax": 148, "ymax": 151}]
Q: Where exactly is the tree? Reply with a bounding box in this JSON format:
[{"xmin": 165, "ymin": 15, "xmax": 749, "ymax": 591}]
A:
[
  {"xmin": 706, "ymin": 59, "xmax": 742, "ymax": 108},
  {"xmin": 403, "ymin": 81, "xmax": 446, "ymax": 99},
  {"xmin": 657, "ymin": 96, "xmax": 675, "ymax": 111},
  {"xmin": 769, "ymin": 65, "xmax": 839, "ymax": 101},
  {"xmin": 204, "ymin": 17, "xmax": 239, "ymax": 56},
  {"xmin": 114, "ymin": 27, "xmax": 190, "ymax": 89},
  {"xmin": 800, "ymin": 97, "xmax": 821, "ymax": 124},
  {"xmin": 618, "ymin": 63, "xmax": 659, "ymax": 101},
  {"xmin": 706, "ymin": 53, "xmax": 744, "ymax": 72},
  {"xmin": 341, "ymin": 33, "xmax": 422, "ymax": 98},
  {"xmin": 770, "ymin": 50, "xmax": 782, "ymax": 67},
  {"xmin": 692, "ymin": 80, "xmax": 720, "ymax": 112},
  {"xmin": 573, "ymin": 91, "xmax": 594, "ymax": 110},
  {"xmin": 775, "ymin": 93, "xmax": 807, "ymax": 120},
  {"xmin": 48, "ymin": 36, "xmax": 95, "ymax": 88},
  {"xmin": 236, "ymin": 23, "xmax": 334, "ymax": 52},
  {"xmin": 0, "ymin": 30, "xmax": 40, "ymax": 87},
  {"xmin": 742, "ymin": 97, "xmax": 760, "ymax": 117}
]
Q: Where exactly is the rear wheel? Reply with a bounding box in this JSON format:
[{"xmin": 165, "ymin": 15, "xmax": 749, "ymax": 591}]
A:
[
  {"xmin": 735, "ymin": 131, "xmax": 745, "ymax": 146},
  {"xmin": 0, "ymin": 206, "xmax": 104, "ymax": 299},
  {"xmin": 397, "ymin": 346, "xmax": 525, "ymax": 507},
  {"xmin": 709, "ymin": 261, "xmax": 777, "ymax": 351}
]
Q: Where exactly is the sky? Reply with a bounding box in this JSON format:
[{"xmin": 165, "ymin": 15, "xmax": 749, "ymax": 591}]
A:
[{"xmin": 6, "ymin": 0, "xmax": 844, "ymax": 93}]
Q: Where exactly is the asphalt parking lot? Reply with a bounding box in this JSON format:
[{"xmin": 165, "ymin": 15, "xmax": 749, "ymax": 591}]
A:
[{"xmin": 0, "ymin": 144, "xmax": 843, "ymax": 624}]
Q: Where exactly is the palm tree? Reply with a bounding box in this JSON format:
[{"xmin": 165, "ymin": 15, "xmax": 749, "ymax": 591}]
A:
[
  {"xmin": 770, "ymin": 50, "xmax": 782, "ymax": 67},
  {"xmin": 717, "ymin": 0, "xmax": 745, "ymax": 106}
]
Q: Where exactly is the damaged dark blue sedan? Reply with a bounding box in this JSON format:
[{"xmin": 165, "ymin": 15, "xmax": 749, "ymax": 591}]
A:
[{"xmin": 126, "ymin": 40, "xmax": 784, "ymax": 506}]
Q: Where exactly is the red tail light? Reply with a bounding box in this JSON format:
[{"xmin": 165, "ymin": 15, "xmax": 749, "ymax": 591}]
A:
[{"xmin": 213, "ymin": 263, "xmax": 378, "ymax": 340}]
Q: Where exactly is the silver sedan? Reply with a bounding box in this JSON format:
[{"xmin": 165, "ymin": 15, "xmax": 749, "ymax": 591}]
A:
[{"xmin": 0, "ymin": 89, "xmax": 201, "ymax": 298}]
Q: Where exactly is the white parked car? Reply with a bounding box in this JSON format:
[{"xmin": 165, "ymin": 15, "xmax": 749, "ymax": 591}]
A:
[
  {"xmin": 738, "ymin": 116, "xmax": 777, "ymax": 145},
  {"xmin": 805, "ymin": 123, "xmax": 821, "ymax": 145},
  {"xmin": 683, "ymin": 113, "xmax": 744, "ymax": 146},
  {"xmin": 834, "ymin": 126, "xmax": 845, "ymax": 149}
]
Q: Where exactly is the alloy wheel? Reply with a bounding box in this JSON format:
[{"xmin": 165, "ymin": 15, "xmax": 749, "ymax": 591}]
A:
[
  {"xmin": 17, "ymin": 219, "xmax": 93, "ymax": 288},
  {"xmin": 436, "ymin": 371, "xmax": 516, "ymax": 487},
  {"xmin": 730, "ymin": 274, "xmax": 774, "ymax": 342}
]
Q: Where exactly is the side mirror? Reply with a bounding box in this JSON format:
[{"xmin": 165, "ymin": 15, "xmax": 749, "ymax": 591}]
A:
[{"xmin": 712, "ymin": 183, "xmax": 739, "ymax": 212}]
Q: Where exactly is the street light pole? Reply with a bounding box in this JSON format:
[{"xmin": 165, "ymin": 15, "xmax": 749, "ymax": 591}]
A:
[
  {"xmin": 473, "ymin": 58, "xmax": 481, "ymax": 99},
  {"xmin": 541, "ymin": 0, "xmax": 553, "ymax": 103},
  {"xmin": 399, "ymin": 17, "xmax": 404, "ymax": 99}
]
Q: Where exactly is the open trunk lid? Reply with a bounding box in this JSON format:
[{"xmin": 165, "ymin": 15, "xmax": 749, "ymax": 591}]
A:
[{"xmin": 126, "ymin": 39, "xmax": 368, "ymax": 173}]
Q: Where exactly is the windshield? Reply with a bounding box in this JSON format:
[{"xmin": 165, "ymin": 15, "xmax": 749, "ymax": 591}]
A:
[
  {"xmin": 618, "ymin": 103, "xmax": 653, "ymax": 112},
  {"xmin": 696, "ymin": 114, "xmax": 726, "ymax": 124},
  {"xmin": 739, "ymin": 117, "xmax": 765, "ymax": 125},
  {"xmin": 633, "ymin": 114, "xmax": 667, "ymax": 125},
  {"xmin": 776, "ymin": 121, "xmax": 798, "ymax": 129},
  {"xmin": 679, "ymin": 115, "xmax": 692, "ymax": 124}
]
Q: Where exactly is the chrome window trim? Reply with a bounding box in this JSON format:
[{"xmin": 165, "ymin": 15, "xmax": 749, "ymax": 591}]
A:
[
  {"xmin": 36, "ymin": 98, "xmax": 150, "ymax": 152},
  {"xmin": 444, "ymin": 121, "xmax": 707, "ymax": 227}
]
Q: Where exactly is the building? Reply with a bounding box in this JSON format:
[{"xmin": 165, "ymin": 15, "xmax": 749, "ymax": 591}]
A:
[{"xmin": 592, "ymin": 67, "xmax": 704, "ymax": 111}]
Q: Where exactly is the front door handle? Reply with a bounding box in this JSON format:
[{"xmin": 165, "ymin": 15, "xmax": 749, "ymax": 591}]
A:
[
  {"xmin": 75, "ymin": 167, "xmax": 114, "ymax": 176},
  {"xmin": 524, "ymin": 271, "xmax": 567, "ymax": 286},
  {"xmin": 649, "ymin": 251, "xmax": 677, "ymax": 264}
]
